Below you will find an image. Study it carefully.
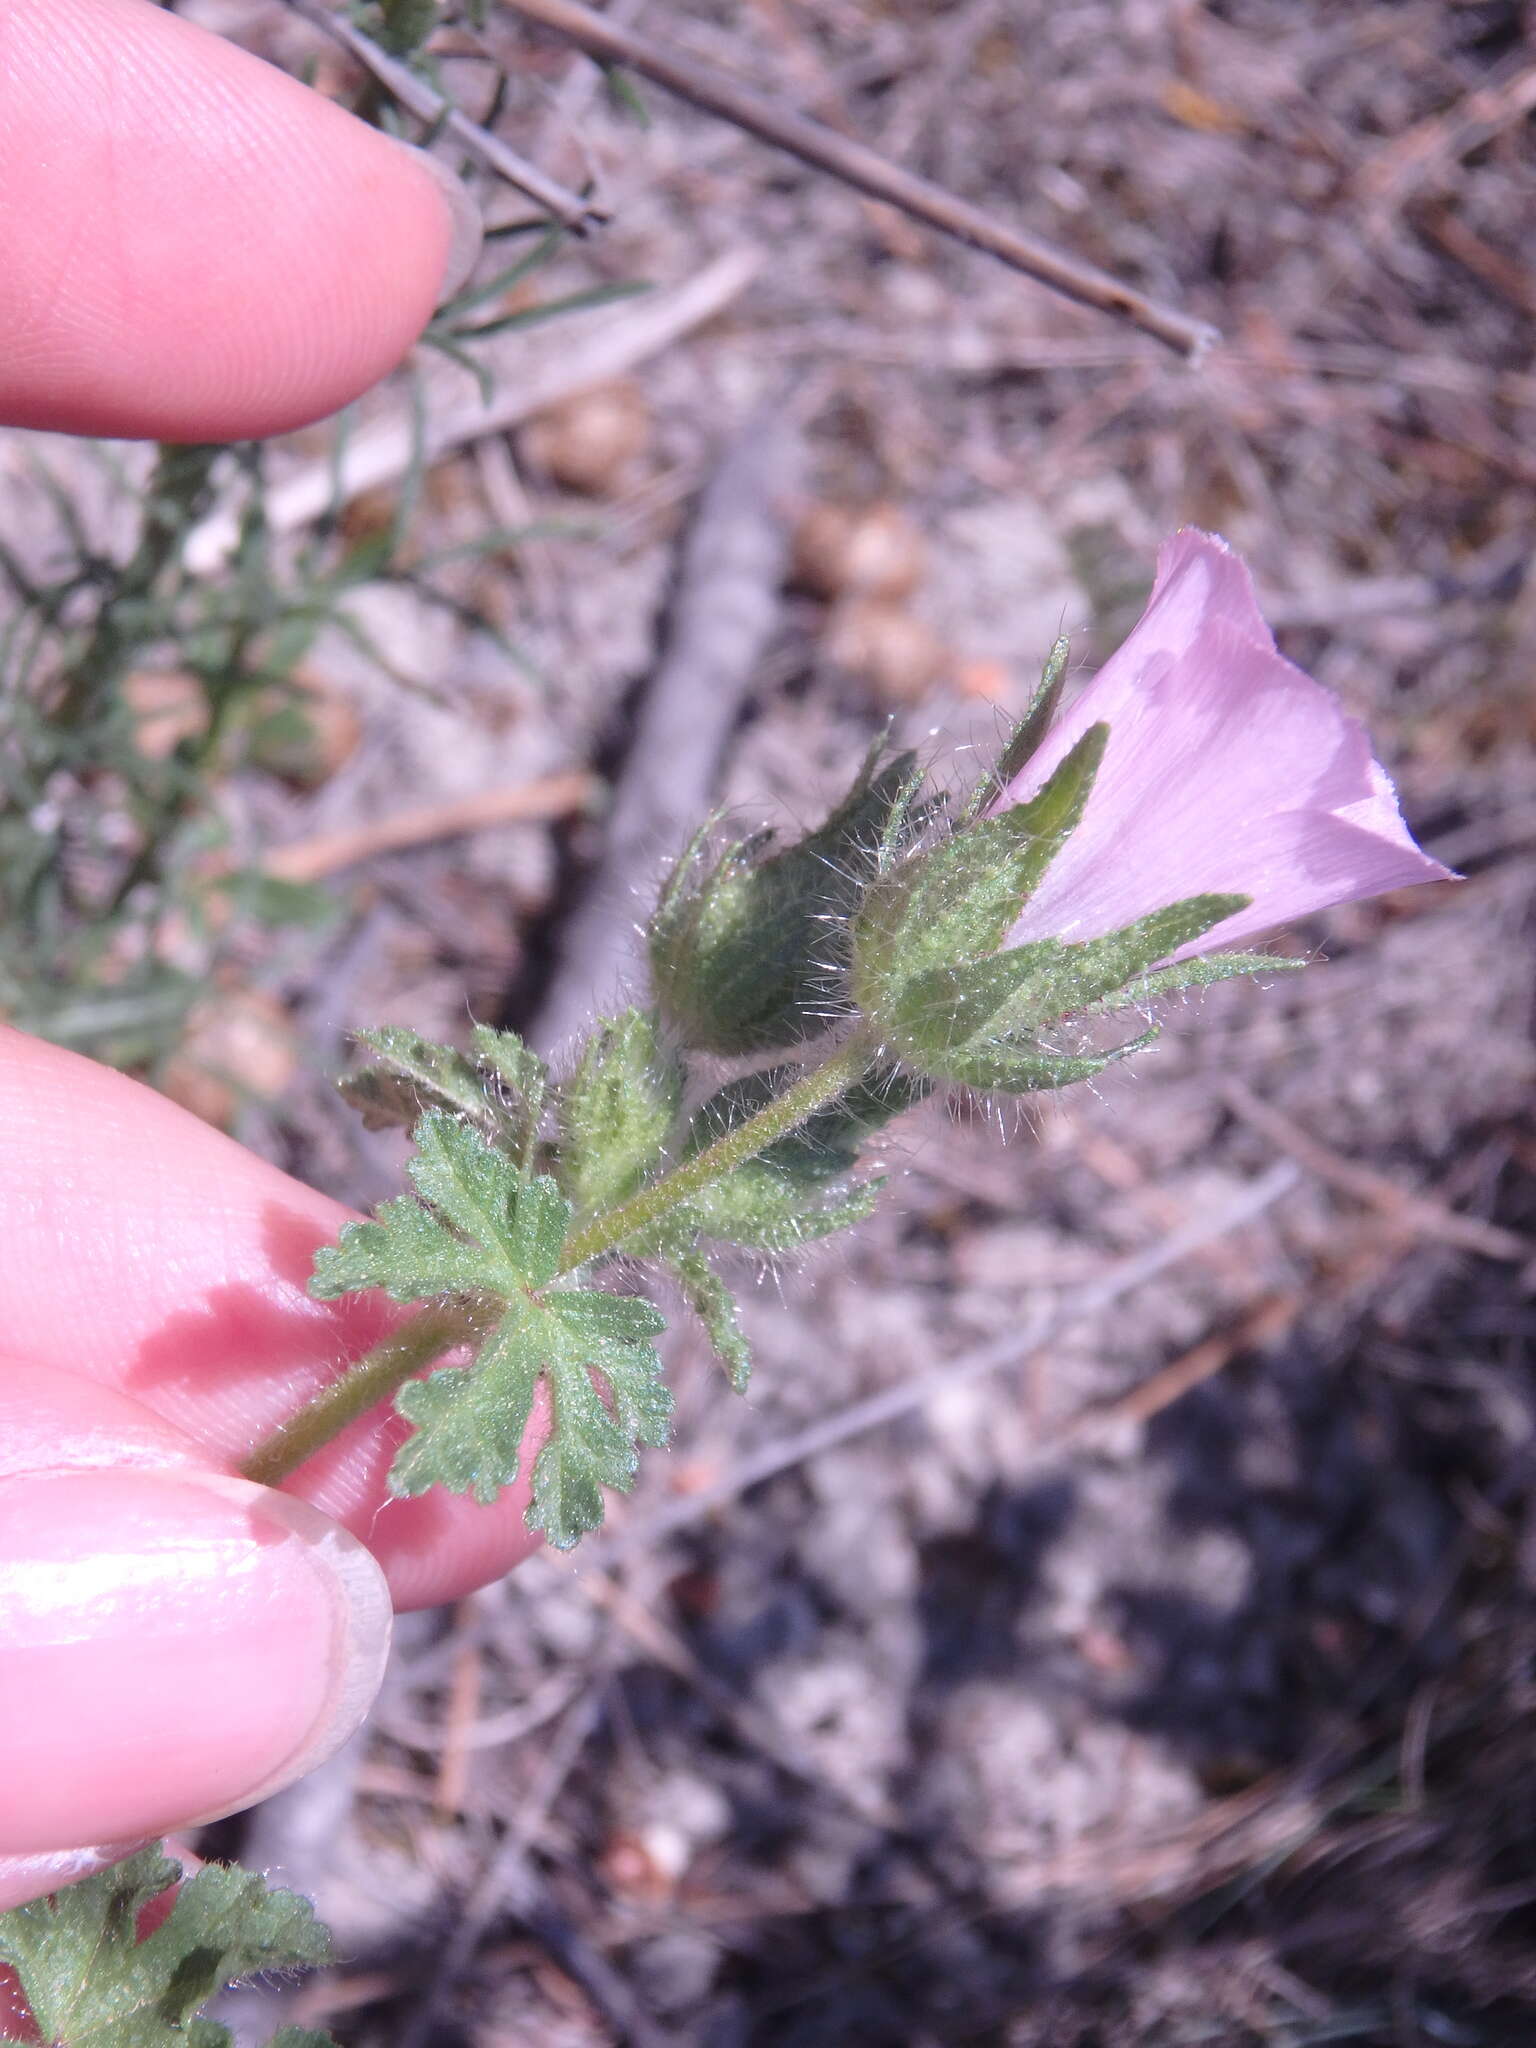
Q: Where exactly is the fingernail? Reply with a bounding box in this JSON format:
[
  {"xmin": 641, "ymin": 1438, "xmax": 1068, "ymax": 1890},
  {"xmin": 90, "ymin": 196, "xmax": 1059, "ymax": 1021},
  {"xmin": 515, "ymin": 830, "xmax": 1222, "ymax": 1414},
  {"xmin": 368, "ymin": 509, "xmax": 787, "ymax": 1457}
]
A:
[
  {"xmin": 394, "ymin": 143, "xmax": 483, "ymax": 307},
  {"xmin": 0, "ymin": 1468, "xmax": 391, "ymax": 1855}
]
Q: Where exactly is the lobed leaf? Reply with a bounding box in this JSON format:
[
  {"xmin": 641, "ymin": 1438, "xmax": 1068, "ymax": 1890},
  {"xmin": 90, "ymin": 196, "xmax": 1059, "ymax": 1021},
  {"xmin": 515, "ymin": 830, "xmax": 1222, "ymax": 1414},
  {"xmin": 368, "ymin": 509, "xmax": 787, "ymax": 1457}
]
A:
[{"xmin": 0, "ymin": 1846, "xmax": 335, "ymax": 2048}]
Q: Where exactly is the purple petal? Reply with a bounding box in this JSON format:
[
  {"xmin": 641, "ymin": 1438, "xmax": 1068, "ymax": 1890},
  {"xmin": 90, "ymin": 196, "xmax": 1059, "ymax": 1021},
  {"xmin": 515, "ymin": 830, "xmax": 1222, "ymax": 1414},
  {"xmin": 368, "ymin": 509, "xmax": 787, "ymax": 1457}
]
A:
[{"xmin": 1002, "ymin": 529, "xmax": 1454, "ymax": 955}]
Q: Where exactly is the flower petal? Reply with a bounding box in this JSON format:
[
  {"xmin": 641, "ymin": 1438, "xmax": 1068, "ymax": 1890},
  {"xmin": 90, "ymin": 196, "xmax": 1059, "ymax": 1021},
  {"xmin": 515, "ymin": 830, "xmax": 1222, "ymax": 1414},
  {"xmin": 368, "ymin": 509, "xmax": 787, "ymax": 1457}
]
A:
[{"xmin": 1004, "ymin": 529, "xmax": 1453, "ymax": 954}]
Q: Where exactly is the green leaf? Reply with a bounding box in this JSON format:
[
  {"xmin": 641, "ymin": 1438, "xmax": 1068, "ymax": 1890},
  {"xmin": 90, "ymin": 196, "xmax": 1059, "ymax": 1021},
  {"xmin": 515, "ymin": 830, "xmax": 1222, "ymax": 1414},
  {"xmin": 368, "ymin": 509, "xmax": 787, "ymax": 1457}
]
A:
[
  {"xmin": 311, "ymin": 1112, "xmax": 569, "ymax": 1303},
  {"xmin": 664, "ymin": 1241, "xmax": 753, "ymax": 1392},
  {"xmin": 391, "ymin": 1286, "xmax": 670, "ymax": 1548},
  {"xmin": 648, "ymin": 745, "xmax": 922, "ymax": 1053},
  {"xmin": 852, "ymin": 725, "xmax": 1107, "ymax": 1007},
  {"xmin": 933, "ymin": 1028, "xmax": 1158, "ymax": 1094},
  {"xmin": 377, "ymin": 0, "xmax": 439, "ymax": 55},
  {"xmin": 336, "ymin": 1026, "xmax": 548, "ymax": 1168},
  {"xmin": 0, "ymin": 1845, "xmax": 335, "ymax": 2047},
  {"xmin": 558, "ymin": 1010, "xmax": 680, "ymax": 1218},
  {"xmin": 310, "ymin": 1109, "xmax": 675, "ymax": 1544}
]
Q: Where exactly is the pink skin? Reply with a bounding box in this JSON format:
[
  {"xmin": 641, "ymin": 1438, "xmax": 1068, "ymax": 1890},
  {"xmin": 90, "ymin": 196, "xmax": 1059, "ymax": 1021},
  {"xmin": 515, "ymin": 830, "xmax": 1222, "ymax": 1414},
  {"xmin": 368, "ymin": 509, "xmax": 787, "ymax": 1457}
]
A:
[
  {"xmin": 0, "ymin": 1032, "xmax": 546, "ymax": 1910},
  {"xmin": 0, "ymin": 0, "xmax": 463, "ymax": 439},
  {"xmin": 1004, "ymin": 529, "xmax": 1455, "ymax": 956},
  {"xmin": 0, "ymin": 0, "xmax": 512, "ymax": 1951}
]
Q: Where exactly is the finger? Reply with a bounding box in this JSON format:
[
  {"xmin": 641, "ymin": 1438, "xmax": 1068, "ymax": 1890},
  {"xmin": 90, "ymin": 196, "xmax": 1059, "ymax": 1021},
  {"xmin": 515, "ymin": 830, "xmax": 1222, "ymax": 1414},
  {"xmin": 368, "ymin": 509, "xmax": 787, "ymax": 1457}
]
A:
[
  {"xmin": 0, "ymin": 0, "xmax": 478, "ymax": 439},
  {"xmin": 0, "ymin": 1029, "xmax": 543, "ymax": 1606},
  {"xmin": 0, "ymin": 1358, "xmax": 391, "ymax": 1860}
]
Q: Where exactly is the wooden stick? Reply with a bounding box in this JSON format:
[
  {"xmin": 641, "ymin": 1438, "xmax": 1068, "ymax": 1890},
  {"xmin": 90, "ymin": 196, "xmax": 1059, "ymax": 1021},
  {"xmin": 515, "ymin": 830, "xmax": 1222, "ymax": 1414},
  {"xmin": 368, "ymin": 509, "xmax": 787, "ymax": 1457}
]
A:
[
  {"xmin": 287, "ymin": 0, "xmax": 606, "ymax": 230},
  {"xmin": 263, "ymin": 769, "xmax": 596, "ymax": 883},
  {"xmin": 503, "ymin": 0, "xmax": 1219, "ymax": 360},
  {"xmin": 1222, "ymin": 1077, "xmax": 1532, "ymax": 1263}
]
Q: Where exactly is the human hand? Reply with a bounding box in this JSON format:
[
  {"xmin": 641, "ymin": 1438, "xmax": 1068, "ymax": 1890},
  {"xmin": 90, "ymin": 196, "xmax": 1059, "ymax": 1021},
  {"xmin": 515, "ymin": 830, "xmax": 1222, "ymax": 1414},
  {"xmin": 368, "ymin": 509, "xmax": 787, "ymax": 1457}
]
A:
[
  {"xmin": 0, "ymin": 0, "xmax": 479, "ymax": 440},
  {"xmin": 0, "ymin": 1028, "xmax": 545, "ymax": 1914},
  {"xmin": 0, "ymin": 0, "xmax": 502, "ymax": 1917}
]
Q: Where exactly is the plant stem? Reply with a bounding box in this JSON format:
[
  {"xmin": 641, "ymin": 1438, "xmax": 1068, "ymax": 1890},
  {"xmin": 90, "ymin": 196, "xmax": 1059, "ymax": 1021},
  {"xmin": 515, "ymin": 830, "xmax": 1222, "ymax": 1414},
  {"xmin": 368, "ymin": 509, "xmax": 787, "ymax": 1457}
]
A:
[
  {"xmin": 240, "ymin": 1301, "xmax": 485, "ymax": 1487},
  {"xmin": 557, "ymin": 1034, "xmax": 873, "ymax": 1271},
  {"xmin": 239, "ymin": 1035, "xmax": 874, "ymax": 1488}
]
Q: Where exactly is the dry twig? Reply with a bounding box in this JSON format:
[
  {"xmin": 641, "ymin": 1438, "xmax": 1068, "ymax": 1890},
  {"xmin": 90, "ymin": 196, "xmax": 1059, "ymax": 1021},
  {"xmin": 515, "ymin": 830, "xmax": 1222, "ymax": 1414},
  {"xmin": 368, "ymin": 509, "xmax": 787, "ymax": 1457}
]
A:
[
  {"xmin": 182, "ymin": 247, "xmax": 761, "ymax": 573},
  {"xmin": 1222, "ymin": 1077, "xmax": 1532, "ymax": 1264},
  {"xmin": 286, "ymin": 0, "xmax": 605, "ymax": 230},
  {"xmin": 262, "ymin": 770, "xmax": 597, "ymax": 884},
  {"xmin": 502, "ymin": 0, "xmax": 1220, "ymax": 359}
]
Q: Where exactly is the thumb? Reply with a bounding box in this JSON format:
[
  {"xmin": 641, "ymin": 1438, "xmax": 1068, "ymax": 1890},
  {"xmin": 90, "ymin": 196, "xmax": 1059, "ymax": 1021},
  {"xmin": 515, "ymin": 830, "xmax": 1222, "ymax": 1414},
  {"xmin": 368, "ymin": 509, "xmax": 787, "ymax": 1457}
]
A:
[{"xmin": 0, "ymin": 1361, "xmax": 391, "ymax": 1897}]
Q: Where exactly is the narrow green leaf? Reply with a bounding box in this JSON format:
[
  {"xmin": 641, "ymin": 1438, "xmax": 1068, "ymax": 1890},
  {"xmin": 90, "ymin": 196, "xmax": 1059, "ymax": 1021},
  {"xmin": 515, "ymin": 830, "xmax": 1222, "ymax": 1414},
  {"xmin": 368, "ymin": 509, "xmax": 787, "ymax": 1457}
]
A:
[
  {"xmin": 1088, "ymin": 948, "xmax": 1305, "ymax": 1011},
  {"xmin": 936, "ymin": 1028, "xmax": 1157, "ymax": 1094}
]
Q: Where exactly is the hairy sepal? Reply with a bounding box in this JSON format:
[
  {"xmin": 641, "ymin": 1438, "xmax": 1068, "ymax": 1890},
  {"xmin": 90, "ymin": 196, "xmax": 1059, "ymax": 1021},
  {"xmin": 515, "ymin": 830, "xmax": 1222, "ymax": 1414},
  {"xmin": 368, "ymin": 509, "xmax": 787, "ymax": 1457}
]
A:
[
  {"xmin": 647, "ymin": 743, "xmax": 922, "ymax": 1054},
  {"xmin": 558, "ymin": 1009, "xmax": 680, "ymax": 1219}
]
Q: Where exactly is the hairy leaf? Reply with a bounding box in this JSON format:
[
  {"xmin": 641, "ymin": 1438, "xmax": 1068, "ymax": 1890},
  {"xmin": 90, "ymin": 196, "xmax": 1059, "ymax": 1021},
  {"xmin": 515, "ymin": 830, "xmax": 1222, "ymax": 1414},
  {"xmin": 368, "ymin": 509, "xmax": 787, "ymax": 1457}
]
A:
[
  {"xmin": 310, "ymin": 1114, "xmax": 670, "ymax": 1546},
  {"xmin": 392, "ymin": 1287, "xmax": 670, "ymax": 1548},
  {"xmin": 664, "ymin": 1241, "xmax": 753, "ymax": 1392},
  {"xmin": 558, "ymin": 1010, "xmax": 680, "ymax": 1219},
  {"xmin": 0, "ymin": 1845, "xmax": 335, "ymax": 2048},
  {"xmin": 337, "ymin": 1025, "xmax": 548, "ymax": 1168}
]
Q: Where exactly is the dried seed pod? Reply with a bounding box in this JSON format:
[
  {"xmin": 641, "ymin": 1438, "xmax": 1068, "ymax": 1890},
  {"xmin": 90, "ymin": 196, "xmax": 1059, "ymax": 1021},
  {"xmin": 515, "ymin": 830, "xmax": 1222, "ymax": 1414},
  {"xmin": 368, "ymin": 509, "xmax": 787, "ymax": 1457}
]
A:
[
  {"xmin": 824, "ymin": 595, "xmax": 948, "ymax": 705},
  {"xmin": 792, "ymin": 500, "xmax": 926, "ymax": 602},
  {"xmin": 522, "ymin": 378, "xmax": 651, "ymax": 496}
]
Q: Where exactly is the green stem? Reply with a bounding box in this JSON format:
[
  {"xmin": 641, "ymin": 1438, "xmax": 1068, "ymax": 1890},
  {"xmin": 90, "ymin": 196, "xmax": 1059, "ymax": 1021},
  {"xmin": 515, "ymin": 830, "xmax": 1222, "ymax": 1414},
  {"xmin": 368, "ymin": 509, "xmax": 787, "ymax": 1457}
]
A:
[
  {"xmin": 240, "ymin": 1301, "xmax": 485, "ymax": 1488},
  {"xmin": 239, "ymin": 1035, "xmax": 874, "ymax": 1489},
  {"xmin": 557, "ymin": 1034, "xmax": 873, "ymax": 1272}
]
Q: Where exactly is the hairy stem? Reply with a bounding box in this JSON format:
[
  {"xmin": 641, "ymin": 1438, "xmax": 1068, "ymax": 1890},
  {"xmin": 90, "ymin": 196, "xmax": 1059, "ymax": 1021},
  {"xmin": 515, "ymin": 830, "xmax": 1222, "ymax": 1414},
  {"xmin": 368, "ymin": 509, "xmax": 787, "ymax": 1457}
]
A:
[
  {"xmin": 240, "ymin": 1301, "xmax": 486, "ymax": 1487},
  {"xmin": 557, "ymin": 1034, "xmax": 873, "ymax": 1271},
  {"xmin": 239, "ymin": 1034, "xmax": 874, "ymax": 1487}
]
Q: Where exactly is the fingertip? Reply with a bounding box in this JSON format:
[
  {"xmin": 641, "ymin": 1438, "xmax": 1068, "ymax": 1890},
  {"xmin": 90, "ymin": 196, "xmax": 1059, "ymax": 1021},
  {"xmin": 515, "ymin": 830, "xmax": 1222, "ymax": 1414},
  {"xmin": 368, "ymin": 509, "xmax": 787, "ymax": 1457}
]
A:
[{"xmin": 0, "ymin": 0, "xmax": 471, "ymax": 438}]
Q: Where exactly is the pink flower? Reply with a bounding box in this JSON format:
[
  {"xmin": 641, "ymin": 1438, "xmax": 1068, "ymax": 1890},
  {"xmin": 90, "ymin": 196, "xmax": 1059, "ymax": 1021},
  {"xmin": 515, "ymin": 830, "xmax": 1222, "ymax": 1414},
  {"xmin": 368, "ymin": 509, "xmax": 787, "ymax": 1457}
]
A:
[{"xmin": 1003, "ymin": 529, "xmax": 1454, "ymax": 957}]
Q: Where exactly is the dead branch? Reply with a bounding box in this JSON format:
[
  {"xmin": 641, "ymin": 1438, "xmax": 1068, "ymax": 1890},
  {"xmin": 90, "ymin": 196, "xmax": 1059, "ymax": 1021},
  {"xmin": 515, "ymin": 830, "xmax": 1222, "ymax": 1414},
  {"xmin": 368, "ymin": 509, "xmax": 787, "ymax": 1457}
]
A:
[
  {"xmin": 501, "ymin": 0, "xmax": 1220, "ymax": 360},
  {"xmin": 528, "ymin": 402, "xmax": 803, "ymax": 1055},
  {"xmin": 182, "ymin": 247, "xmax": 761, "ymax": 574},
  {"xmin": 262, "ymin": 769, "xmax": 597, "ymax": 884},
  {"xmin": 286, "ymin": 0, "xmax": 605, "ymax": 230}
]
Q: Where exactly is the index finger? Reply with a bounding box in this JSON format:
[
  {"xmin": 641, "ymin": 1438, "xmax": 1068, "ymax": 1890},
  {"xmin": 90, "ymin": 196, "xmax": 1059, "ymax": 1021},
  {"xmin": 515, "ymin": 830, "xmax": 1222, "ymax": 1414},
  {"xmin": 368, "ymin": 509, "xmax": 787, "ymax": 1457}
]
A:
[{"xmin": 0, "ymin": 0, "xmax": 473, "ymax": 438}]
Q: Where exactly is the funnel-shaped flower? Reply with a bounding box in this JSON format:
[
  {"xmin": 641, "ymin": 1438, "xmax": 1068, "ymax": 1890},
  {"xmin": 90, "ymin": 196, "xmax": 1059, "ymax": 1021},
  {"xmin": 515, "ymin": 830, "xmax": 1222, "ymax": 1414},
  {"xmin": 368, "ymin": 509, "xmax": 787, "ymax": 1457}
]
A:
[{"xmin": 1002, "ymin": 529, "xmax": 1453, "ymax": 957}]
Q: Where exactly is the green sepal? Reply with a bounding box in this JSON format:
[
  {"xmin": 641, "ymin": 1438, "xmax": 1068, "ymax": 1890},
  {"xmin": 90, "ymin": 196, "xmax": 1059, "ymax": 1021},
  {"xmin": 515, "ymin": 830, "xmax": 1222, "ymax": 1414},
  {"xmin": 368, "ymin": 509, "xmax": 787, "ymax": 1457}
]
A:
[
  {"xmin": 851, "ymin": 724, "xmax": 1107, "ymax": 1008},
  {"xmin": 0, "ymin": 1844, "xmax": 336, "ymax": 2048},
  {"xmin": 1087, "ymin": 947, "xmax": 1305, "ymax": 1012},
  {"xmin": 883, "ymin": 892, "xmax": 1249, "ymax": 1072},
  {"xmin": 933, "ymin": 1028, "xmax": 1157, "ymax": 1094},
  {"xmin": 664, "ymin": 1239, "xmax": 753, "ymax": 1392},
  {"xmin": 557, "ymin": 1009, "xmax": 680, "ymax": 1219},
  {"xmin": 647, "ymin": 742, "xmax": 922, "ymax": 1054},
  {"xmin": 958, "ymin": 633, "xmax": 1071, "ymax": 826}
]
